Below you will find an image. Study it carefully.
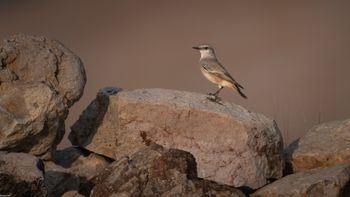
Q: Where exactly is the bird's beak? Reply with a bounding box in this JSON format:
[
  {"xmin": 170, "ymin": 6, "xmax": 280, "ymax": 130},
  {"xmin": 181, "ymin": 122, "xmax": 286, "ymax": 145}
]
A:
[{"xmin": 192, "ymin": 46, "xmax": 200, "ymax": 50}]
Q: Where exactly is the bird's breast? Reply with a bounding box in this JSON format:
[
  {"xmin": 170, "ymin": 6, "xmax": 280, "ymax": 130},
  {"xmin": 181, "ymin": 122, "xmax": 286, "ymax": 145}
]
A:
[{"xmin": 200, "ymin": 66, "xmax": 222, "ymax": 84}]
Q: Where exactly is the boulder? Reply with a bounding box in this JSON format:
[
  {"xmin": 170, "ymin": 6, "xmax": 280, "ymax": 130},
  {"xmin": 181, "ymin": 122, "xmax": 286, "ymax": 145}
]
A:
[
  {"xmin": 285, "ymin": 119, "xmax": 350, "ymax": 172},
  {"xmin": 252, "ymin": 163, "xmax": 350, "ymax": 197},
  {"xmin": 0, "ymin": 151, "xmax": 47, "ymax": 196},
  {"xmin": 0, "ymin": 34, "xmax": 86, "ymax": 158},
  {"xmin": 45, "ymin": 147, "xmax": 111, "ymax": 197},
  {"xmin": 90, "ymin": 144, "xmax": 245, "ymax": 197},
  {"xmin": 70, "ymin": 88, "xmax": 284, "ymax": 188}
]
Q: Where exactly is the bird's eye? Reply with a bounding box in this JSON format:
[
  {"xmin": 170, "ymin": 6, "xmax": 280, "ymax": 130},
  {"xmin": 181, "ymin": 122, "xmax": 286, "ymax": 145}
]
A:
[{"xmin": 204, "ymin": 47, "xmax": 209, "ymax": 49}]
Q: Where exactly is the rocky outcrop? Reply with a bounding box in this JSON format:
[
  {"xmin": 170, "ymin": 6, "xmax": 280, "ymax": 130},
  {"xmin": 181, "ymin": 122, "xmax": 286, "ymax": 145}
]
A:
[
  {"xmin": 0, "ymin": 151, "xmax": 47, "ymax": 196},
  {"xmin": 0, "ymin": 34, "xmax": 86, "ymax": 158},
  {"xmin": 285, "ymin": 119, "xmax": 350, "ymax": 172},
  {"xmin": 90, "ymin": 144, "xmax": 245, "ymax": 197},
  {"xmin": 70, "ymin": 88, "xmax": 284, "ymax": 189},
  {"xmin": 45, "ymin": 147, "xmax": 111, "ymax": 196},
  {"xmin": 252, "ymin": 163, "xmax": 350, "ymax": 197}
]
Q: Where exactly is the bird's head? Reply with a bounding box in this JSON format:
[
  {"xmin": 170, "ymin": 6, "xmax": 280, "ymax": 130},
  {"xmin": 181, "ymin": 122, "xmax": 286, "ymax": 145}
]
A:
[{"xmin": 192, "ymin": 44, "xmax": 216, "ymax": 59}]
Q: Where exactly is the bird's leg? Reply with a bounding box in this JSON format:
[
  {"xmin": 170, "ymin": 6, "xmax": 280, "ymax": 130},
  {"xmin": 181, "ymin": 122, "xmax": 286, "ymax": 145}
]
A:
[
  {"xmin": 208, "ymin": 86, "xmax": 223, "ymax": 96},
  {"xmin": 207, "ymin": 86, "xmax": 223, "ymax": 102},
  {"xmin": 213, "ymin": 86, "xmax": 224, "ymax": 96}
]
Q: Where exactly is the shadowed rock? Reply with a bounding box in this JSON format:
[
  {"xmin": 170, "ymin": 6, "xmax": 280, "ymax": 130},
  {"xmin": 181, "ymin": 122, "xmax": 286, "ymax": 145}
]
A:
[
  {"xmin": 252, "ymin": 163, "xmax": 350, "ymax": 197},
  {"xmin": 0, "ymin": 151, "xmax": 47, "ymax": 196},
  {"xmin": 44, "ymin": 147, "xmax": 111, "ymax": 197},
  {"xmin": 285, "ymin": 119, "xmax": 350, "ymax": 172},
  {"xmin": 70, "ymin": 87, "xmax": 284, "ymax": 189},
  {"xmin": 0, "ymin": 34, "xmax": 86, "ymax": 158},
  {"xmin": 90, "ymin": 144, "xmax": 246, "ymax": 197}
]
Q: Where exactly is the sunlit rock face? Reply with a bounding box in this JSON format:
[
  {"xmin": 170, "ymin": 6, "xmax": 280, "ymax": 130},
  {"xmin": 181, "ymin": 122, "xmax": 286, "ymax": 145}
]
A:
[{"xmin": 70, "ymin": 87, "xmax": 284, "ymax": 189}]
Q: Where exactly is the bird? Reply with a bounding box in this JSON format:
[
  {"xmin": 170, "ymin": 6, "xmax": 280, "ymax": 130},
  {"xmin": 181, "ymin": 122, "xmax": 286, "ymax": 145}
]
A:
[{"xmin": 192, "ymin": 44, "xmax": 247, "ymax": 101}]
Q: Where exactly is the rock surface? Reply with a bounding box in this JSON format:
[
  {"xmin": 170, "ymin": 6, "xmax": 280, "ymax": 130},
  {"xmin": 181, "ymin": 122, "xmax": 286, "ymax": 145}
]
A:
[
  {"xmin": 90, "ymin": 144, "xmax": 245, "ymax": 197},
  {"xmin": 45, "ymin": 147, "xmax": 111, "ymax": 197},
  {"xmin": 0, "ymin": 151, "xmax": 47, "ymax": 196},
  {"xmin": 70, "ymin": 88, "xmax": 284, "ymax": 188},
  {"xmin": 252, "ymin": 163, "xmax": 350, "ymax": 197},
  {"xmin": 285, "ymin": 119, "xmax": 350, "ymax": 172},
  {"xmin": 0, "ymin": 34, "xmax": 86, "ymax": 157}
]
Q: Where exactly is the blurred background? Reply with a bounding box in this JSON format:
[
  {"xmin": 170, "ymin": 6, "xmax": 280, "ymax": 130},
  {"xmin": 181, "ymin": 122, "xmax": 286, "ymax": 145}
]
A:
[{"xmin": 1, "ymin": 0, "xmax": 350, "ymax": 148}]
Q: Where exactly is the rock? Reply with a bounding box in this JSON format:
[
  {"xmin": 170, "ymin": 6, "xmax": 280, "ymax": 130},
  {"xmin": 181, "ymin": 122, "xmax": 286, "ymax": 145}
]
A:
[
  {"xmin": 52, "ymin": 147, "xmax": 111, "ymax": 182},
  {"xmin": 0, "ymin": 34, "xmax": 86, "ymax": 157},
  {"xmin": 45, "ymin": 147, "xmax": 111, "ymax": 197},
  {"xmin": 70, "ymin": 88, "xmax": 284, "ymax": 189},
  {"xmin": 0, "ymin": 34, "xmax": 86, "ymax": 106},
  {"xmin": 61, "ymin": 191, "xmax": 85, "ymax": 197},
  {"xmin": 252, "ymin": 163, "xmax": 350, "ymax": 197},
  {"xmin": 0, "ymin": 151, "xmax": 47, "ymax": 196},
  {"xmin": 285, "ymin": 119, "xmax": 350, "ymax": 172},
  {"xmin": 44, "ymin": 161, "xmax": 81, "ymax": 197},
  {"xmin": 90, "ymin": 144, "xmax": 245, "ymax": 197}
]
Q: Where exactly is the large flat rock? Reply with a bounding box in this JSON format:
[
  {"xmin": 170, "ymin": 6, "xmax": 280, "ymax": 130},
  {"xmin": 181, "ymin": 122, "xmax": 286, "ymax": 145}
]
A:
[
  {"xmin": 285, "ymin": 119, "xmax": 350, "ymax": 172},
  {"xmin": 252, "ymin": 163, "xmax": 350, "ymax": 197},
  {"xmin": 69, "ymin": 88, "xmax": 284, "ymax": 188}
]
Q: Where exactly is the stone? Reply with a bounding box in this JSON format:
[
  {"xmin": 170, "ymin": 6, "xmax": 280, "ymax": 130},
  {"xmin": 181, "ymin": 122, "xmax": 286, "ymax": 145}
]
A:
[
  {"xmin": 61, "ymin": 191, "xmax": 85, "ymax": 197},
  {"xmin": 53, "ymin": 147, "xmax": 111, "ymax": 177},
  {"xmin": 44, "ymin": 161, "xmax": 81, "ymax": 197},
  {"xmin": 285, "ymin": 119, "xmax": 350, "ymax": 172},
  {"xmin": 252, "ymin": 163, "xmax": 350, "ymax": 197},
  {"xmin": 90, "ymin": 144, "xmax": 245, "ymax": 197},
  {"xmin": 0, "ymin": 34, "xmax": 86, "ymax": 157},
  {"xmin": 0, "ymin": 151, "xmax": 47, "ymax": 196},
  {"xmin": 70, "ymin": 88, "xmax": 284, "ymax": 189},
  {"xmin": 45, "ymin": 147, "xmax": 111, "ymax": 197}
]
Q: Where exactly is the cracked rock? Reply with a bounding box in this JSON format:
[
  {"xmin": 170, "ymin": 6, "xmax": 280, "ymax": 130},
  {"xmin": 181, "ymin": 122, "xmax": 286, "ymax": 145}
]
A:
[
  {"xmin": 90, "ymin": 144, "xmax": 245, "ymax": 197},
  {"xmin": 0, "ymin": 34, "xmax": 86, "ymax": 158}
]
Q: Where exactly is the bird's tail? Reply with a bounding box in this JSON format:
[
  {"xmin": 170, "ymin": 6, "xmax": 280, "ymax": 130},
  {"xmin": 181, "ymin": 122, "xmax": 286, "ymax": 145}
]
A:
[{"xmin": 231, "ymin": 85, "xmax": 247, "ymax": 99}]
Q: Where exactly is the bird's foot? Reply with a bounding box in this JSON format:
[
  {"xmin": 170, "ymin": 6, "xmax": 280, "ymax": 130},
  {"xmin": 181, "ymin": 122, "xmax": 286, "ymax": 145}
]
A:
[
  {"xmin": 206, "ymin": 94, "xmax": 222, "ymax": 104},
  {"xmin": 207, "ymin": 92, "xmax": 219, "ymax": 97}
]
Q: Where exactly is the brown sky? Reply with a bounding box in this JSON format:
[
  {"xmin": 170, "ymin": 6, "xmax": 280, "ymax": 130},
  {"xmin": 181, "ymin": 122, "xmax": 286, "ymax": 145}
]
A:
[{"xmin": 1, "ymin": 0, "xmax": 350, "ymax": 147}]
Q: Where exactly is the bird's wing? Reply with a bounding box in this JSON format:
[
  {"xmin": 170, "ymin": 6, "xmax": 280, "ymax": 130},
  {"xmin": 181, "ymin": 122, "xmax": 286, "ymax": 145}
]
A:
[{"xmin": 200, "ymin": 59, "xmax": 244, "ymax": 89}]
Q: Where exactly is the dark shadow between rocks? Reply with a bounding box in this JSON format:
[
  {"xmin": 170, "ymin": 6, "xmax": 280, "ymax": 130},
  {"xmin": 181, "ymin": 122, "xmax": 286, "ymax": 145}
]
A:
[
  {"xmin": 237, "ymin": 185, "xmax": 256, "ymax": 196},
  {"xmin": 341, "ymin": 180, "xmax": 350, "ymax": 197},
  {"xmin": 68, "ymin": 87, "xmax": 121, "ymax": 148},
  {"xmin": 47, "ymin": 146, "xmax": 114, "ymax": 196},
  {"xmin": 51, "ymin": 147, "xmax": 89, "ymax": 168},
  {"xmin": 283, "ymin": 138, "xmax": 300, "ymax": 176},
  {"xmin": 45, "ymin": 171, "xmax": 93, "ymax": 197}
]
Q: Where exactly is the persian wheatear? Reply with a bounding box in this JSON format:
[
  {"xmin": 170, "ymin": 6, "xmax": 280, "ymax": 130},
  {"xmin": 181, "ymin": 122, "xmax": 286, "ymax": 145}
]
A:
[{"xmin": 193, "ymin": 44, "xmax": 247, "ymax": 101}]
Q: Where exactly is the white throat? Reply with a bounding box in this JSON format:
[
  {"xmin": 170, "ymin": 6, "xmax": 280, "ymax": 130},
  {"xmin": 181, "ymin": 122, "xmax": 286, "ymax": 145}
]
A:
[{"xmin": 200, "ymin": 50, "xmax": 216, "ymax": 59}]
